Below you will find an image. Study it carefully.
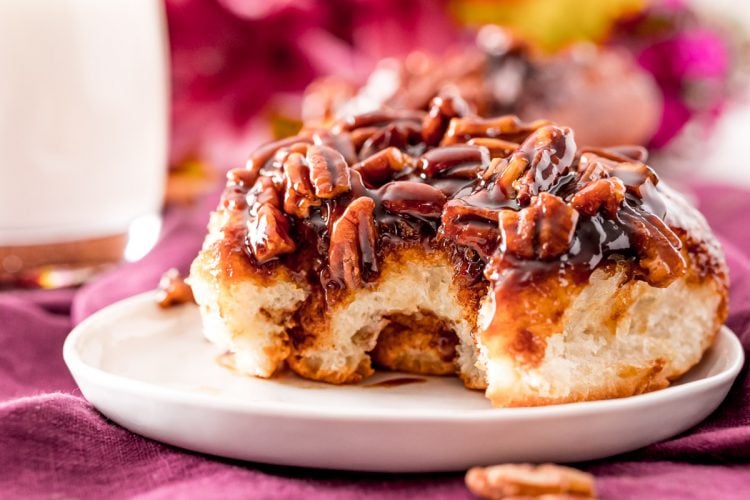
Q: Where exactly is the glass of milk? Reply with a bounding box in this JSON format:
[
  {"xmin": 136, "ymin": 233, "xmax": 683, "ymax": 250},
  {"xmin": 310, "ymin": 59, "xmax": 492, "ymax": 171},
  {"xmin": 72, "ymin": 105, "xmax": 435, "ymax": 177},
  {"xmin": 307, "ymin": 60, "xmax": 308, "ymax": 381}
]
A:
[{"xmin": 0, "ymin": 0, "xmax": 168, "ymax": 287}]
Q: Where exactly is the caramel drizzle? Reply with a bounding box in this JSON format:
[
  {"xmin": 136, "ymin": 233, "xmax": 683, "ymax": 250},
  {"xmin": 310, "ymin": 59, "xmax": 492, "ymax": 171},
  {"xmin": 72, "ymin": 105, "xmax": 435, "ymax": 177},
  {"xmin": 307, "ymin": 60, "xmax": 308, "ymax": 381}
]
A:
[{"xmin": 225, "ymin": 96, "xmax": 687, "ymax": 299}]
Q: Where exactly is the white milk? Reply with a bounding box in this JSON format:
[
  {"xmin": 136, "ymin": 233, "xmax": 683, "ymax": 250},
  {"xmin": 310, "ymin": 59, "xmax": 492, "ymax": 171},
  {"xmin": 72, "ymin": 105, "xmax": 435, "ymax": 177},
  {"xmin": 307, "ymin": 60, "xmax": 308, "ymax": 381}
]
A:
[{"xmin": 0, "ymin": 0, "xmax": 168, "ymax": 247}]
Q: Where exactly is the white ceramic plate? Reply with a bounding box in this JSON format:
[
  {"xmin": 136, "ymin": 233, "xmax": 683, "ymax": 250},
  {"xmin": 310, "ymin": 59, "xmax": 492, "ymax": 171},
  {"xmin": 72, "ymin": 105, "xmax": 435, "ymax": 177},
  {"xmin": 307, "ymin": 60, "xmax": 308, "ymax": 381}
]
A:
[{"xmin": 63, "ymin": 292, "xmax": 744, "ymax": 472}]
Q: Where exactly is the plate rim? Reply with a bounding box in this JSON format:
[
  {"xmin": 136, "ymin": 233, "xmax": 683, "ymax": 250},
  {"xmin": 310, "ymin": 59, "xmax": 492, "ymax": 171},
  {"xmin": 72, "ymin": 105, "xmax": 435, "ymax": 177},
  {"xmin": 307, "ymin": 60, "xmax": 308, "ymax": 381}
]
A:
[{"xmin": 63, "ymin": 291, "xmax": 745, "ymax": 423}]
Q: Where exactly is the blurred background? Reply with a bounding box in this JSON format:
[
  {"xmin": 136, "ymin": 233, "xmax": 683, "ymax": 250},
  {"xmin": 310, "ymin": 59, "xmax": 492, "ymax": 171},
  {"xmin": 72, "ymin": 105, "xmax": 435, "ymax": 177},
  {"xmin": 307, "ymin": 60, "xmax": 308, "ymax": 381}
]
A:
[{"xmin": 165, "ymin": 0, "xmax": 750, "ymax": 202}]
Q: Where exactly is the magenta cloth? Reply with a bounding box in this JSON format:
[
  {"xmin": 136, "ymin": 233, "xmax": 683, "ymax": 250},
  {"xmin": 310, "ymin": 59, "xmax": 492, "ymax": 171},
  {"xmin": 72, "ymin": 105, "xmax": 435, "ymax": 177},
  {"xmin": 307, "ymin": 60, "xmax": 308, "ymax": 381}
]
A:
[{"xmin": 1, "ymin": 184, "xmax": 750, "ymax": 499}]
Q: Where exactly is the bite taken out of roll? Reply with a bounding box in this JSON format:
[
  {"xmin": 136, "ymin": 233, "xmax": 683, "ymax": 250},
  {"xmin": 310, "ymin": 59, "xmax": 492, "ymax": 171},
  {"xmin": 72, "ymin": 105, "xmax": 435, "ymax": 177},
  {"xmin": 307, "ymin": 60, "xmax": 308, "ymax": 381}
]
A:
[{"xmin": 190, "ymin": 95, "xmax": 727, "ymax": 407}]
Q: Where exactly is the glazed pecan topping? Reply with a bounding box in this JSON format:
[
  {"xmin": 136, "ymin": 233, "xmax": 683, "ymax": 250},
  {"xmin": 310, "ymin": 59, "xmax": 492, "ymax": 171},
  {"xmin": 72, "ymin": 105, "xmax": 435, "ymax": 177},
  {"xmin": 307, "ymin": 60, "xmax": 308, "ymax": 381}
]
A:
[
  {"xmin": 441, "ymin": 201, "xmax": 502, "ymax": 257},
  {"xmin": 621, "ymin": 209, "xmax": 685, "ymax": 286},
  {"xmin": 570, "ymin": 177, "xmax": 626, "ymax": 217},
  {"xmin": 419, "ymin": 145, "xmax": 490, "ymax": 178},
  {"xmin": 246, "ymin": 134, "xmax": 311, "ymax": 181},
  {"xmin": 329, "ymin": 197, "xmax": 378, "ymax": 288},
  {"xmin": 380, "ymin": 181, "xmax": 447, "ymax": 218},
  {"xmin": 352, "ymin": 147, "xmax": 409, "ymax": 187},
  {"xmin": 247, "ymin": 203, "xmax": 296, "ymax": 263},
  {"xmin": 514, "ymin": 125, "xmax": 577, "ymax": 205},
  {"xmin": 422, "ymin": 94, "xmax": 473, "ymax": 146},
  {"xmin": 282, "ymin": 152, "xmax": 320, "ymax": 218},
  {"xmin": 228, "ymin": 110, "xmax": 689, "ymax": 293},
  {"xmin": 442, "ymin": 115, "xmax": 550, "ymax": 145},
  {"xmin": 306, "ymin": 145, "xmax": 352, "ymax": 199},
  {"xmin": 468, "ymin": 137, "xmax": 519, "ymax": 159},
  {"xmin": 499, "ymin": 193, "xmax": 579, "ymax": 261}
]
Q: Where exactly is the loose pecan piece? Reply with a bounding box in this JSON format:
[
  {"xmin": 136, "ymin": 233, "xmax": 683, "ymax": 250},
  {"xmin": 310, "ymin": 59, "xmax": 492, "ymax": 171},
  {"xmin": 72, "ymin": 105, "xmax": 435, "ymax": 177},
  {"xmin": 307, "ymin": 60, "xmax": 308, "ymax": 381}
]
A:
[
  {"xmin": 156, "ymin": 269, "xmax": 195, "ymax": 308},
  {"xmin": 328, "ymin": 197, "xmax": 378, "ymax": 288},
  {"xmin": 499, "ymin": 193, "xmax": 579, "ymax": 261},
  {"xmin": 306, "ymin": 145, "xmax": 351, "ymax": 199},
  {"xmin": 380, "ymin": 181, "xmax": 447, "ymax": 218},
  {"xmin": 352, "ymin": 147, "xmax": 409, "ymax": 187},
  {"xmin": 282, "ymin": 152, "xmax": 320, "ymax": 218},
  {"xmin": 246, "ymin": 203, "xmax": 296, "ymax": 263},
  {"xmin": 569, "ymin": 177, "xmax": 626, "ymax": 217},
  {"xmin": 422, "ymin": 94, "xmax": 472, "ymax": 146},
  {"xmin": 465, "ymin": 463, "xmax": 596, "ymax": 499}
]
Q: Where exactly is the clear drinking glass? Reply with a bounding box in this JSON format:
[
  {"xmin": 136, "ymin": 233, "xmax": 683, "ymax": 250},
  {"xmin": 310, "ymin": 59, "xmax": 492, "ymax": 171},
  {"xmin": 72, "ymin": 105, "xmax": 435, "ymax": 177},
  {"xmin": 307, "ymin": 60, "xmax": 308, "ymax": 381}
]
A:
[{"xmin": 0, "ymin": 0, "xmax": 168, "ymax": 287}]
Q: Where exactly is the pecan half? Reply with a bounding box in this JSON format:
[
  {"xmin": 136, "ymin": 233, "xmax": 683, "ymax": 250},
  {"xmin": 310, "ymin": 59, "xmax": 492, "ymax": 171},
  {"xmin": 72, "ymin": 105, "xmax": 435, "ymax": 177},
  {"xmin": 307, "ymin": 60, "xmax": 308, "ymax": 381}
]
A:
[
  {"xmin": 282, "ymin": 152, "xmax": 320, "ymax": 218},
  {"xmin": 468, "ymin": 137, "xmax": 520, "ymax": 159},
  {"xmin": 422, "ymin": 94, "xmax": 472, "ymax": 146},
  {"xmin": 333, "ymin": 110, "xmax": 424, "ymax": 132},
  {"xmin": 441, "ymin": 200, "xmax": 502, "ymax": 258},
  {"xmin": 352, "ymin": 147, "xmax": 409, "ymax": 187},
  {"xmin": 465, "ymin": 463, "xmax": 596, "ymax": 499},
  {"xmin": 569, "ymin": 177, "xmax": 626, "ymax": 218},
  {"xmin": 442, "ymin": 115, "xmax": 550, "ymax": 145},
  {"xmin": 312, "ymin": 130, "xmax": 358, "ymax": 165},
  {"xmin": 226, "ymin": 167, "xmax": 256, "ymax": 189},
  {"xmin": 328, "ymin": 197, "xmax": 378, "ymax": 288},
  {"xmin": 515, "ymin": 125, "xmax": 577, "ymax": 205},
  {"xmin": 380, "ymin": 181, "xmax": 447, "ymax": 218},
  {"xmin": 247, "ymin": 203, "xmax": 296, "ymax": 263},
  {"xmin": 609, "ymin": 162, "xmax": 659, "ymax": 196},
  {"xmin": 359, "ymin": 120, "xmax": 423, "ymax": 159},
  {"xmin": 306, "ymin": 145, "xmax": 351, "ymax": 199},
  {"xmin": 419, "ymin": 145, "xmax": 490, "ymax": 178},
  {"xmin": 499, "ymin": 193, "xmax": 579, "ymax": 260},
  {"xmin": 620, "ymin": 208, "xmax": 685, "ymax": 287},
  {"xmin": 246, "ymin": 135, "xmax": 311, "ymax": 180},
  {"xmin": 248, "ymin": 175, "xmax": 281, "ymax": 208}
]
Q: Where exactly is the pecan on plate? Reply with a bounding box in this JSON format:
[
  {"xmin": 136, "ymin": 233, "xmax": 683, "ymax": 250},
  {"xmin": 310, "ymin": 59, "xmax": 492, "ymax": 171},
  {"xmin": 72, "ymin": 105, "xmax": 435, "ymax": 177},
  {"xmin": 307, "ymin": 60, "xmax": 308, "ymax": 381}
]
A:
[
  {"xmin": 465, "ymin": 463, "xmax": 596, "ymax": 499},
  {"xmin": 247, "ymin": 134, "xmax": 311, "ymax": 180},
  {"xmin": 328, "ymin": 196, "xmax": 378, "ymax": 289},
  {"xmin": 306, "ymin": 144, "xmax": 352, "ymax": 199},
  {"xmin": 156, "ymin": 268, "xmax": 195, "ymax": 308},
  {"xmin": 499, "ymin": 193, "xmax": 579, "ymax": 261}
]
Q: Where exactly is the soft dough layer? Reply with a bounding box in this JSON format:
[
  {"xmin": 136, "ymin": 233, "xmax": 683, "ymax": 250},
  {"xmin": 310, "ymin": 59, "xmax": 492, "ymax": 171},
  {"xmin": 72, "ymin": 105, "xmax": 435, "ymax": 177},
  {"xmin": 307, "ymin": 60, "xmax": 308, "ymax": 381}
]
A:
[{"xmin": 190, "ymin": 218, "xmax": 726, "ymax": 406}]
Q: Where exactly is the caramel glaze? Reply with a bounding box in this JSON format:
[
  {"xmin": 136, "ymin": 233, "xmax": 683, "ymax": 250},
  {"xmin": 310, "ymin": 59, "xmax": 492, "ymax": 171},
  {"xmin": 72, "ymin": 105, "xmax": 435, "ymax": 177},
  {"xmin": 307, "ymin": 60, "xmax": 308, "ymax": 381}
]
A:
[{"xmin": 220, "ymin": 97, "xmax": 725, "ymax": 310}]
